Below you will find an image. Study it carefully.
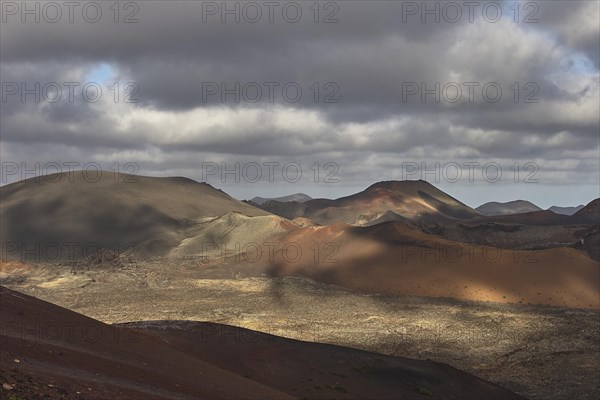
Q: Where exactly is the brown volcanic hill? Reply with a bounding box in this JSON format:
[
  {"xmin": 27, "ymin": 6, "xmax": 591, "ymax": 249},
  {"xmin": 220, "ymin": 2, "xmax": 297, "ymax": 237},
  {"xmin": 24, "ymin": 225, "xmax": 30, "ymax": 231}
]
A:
[
  {"xmin": 430, "ymin": 202, "xmax": 599, "ymax": 257},
  {"xmin": 574, "ymin": 198, "xmax": 600, "ymax": 219},
  {"xmin": 569, "ymin": 198, "xmax": 600, "ymax": 227},
  {"xmin": 274, "ymin": 221, "xmax": 600, "ymax": 309},
  {"xmin": 0, "ymin": 286, "xmax": 523, "ymax": 400},
  {"xmin": 0, "ymin": 171, "xmax": 269, "ymax": 259},
  {"xmin": 476, "ymin": 200, "xmax": 543, "ymax": 216},
  {"xmin": 261, "ymin": 180, "xmax": 479, "ymax": 225}
]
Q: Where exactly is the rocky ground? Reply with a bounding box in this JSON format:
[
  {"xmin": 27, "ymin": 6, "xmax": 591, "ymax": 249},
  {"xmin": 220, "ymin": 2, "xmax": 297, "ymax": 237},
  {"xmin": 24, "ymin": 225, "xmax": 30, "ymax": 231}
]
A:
[{"xmin": 1, "ymin": 258, "xmax": 599, "ymax": 400}]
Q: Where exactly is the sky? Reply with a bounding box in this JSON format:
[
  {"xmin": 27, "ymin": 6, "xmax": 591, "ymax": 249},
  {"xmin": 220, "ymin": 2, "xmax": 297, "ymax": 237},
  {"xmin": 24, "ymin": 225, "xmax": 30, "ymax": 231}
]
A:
[{"xmin": 1, "ymin": 0, "xmax": 599, "ymax": 209}]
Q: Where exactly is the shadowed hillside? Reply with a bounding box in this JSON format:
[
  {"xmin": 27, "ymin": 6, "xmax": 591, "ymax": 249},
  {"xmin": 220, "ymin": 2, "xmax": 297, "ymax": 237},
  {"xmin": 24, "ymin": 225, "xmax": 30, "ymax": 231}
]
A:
[
  {"xmin": 0, "ymin": 286, "xmax": 524, "ymax": 400},
  {"xmin": 0, "ymin": 171, "xmax": 269, "ymax": 259}
]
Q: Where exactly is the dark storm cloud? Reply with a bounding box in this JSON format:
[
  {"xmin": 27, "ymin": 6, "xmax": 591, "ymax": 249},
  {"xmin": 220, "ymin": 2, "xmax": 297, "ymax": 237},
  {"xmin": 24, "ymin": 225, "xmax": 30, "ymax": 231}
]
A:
[
  {"xmin": 0, "ymin": 0, "xmax": 598, "ymax": 197},
  {"xmin": 1, "ymin": 1, "xmax": 460, "ymax": 61}
]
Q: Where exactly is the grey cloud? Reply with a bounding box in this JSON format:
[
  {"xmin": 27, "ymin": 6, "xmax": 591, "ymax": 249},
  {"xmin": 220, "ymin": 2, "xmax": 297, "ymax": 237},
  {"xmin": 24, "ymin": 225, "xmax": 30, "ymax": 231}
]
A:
[{"xmin": 0, "ymin": 0, "xmax": 598, "ymax": 205}]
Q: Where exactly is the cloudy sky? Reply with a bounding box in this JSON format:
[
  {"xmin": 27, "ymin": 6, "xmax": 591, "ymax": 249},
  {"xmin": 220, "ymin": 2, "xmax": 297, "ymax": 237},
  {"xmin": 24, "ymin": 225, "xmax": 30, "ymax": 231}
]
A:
[{"xmin": 1, "ymin": 0, "xmax": 598, "ymax": 208}]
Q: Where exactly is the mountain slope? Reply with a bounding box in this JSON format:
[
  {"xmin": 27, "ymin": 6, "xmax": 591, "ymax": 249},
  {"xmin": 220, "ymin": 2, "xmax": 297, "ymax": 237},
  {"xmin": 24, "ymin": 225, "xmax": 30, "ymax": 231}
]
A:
[
  {"xmin": 168, "ymin": 211, "xmax": 297, "ymax": 258},
  {"xmin": 574, "ymin": 198, "xmax": 600, "ymax": 219},
  {"xmin": 120, "ymin": 320, "xmax": 526, "ymax": 400},
  {"xmin": 0, "ymin": 285, "xmax": 290, "ymax": 400},
  {"xmin": 273, "ymin": 221, "xmax": 600, "ymax": 309},
  {"xmin": 261, "ymin": 180, "xmax": 480, "ymax": 225},
  {"xmin": 0, "ymin": 286, "xmax": 524, "ymax": 400},
  {"xmin": 0, "ymin": 171, "xmax": 270, "ymax": 259},
  {"xmin": 550, "ymin": 198, "xmax": 600, "ymax": 225}
]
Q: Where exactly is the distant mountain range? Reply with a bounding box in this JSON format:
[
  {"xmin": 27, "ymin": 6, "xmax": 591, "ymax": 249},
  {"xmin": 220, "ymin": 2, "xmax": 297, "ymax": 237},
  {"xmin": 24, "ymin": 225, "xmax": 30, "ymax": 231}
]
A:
[
  {"xmin": 250, "ymin": 193, "xmax": 313, "ymax": 205},
  {"xmin": 254, "ymin": 191, "xmax": 588, "ymax": 220},
  {"xmin": 258, "ymin": 180, "xmax": 480, "ymax": 225},
  {"xmin": 476, "ymin": 200, "xmax": 542, "ymax": 216},
  {"xmin": 476, "ymin": 201, "xmax": 587, "ymax": 216},
  {"xmin": 0, "ymin": 173, "xmax": 598, "ymax": 266}
]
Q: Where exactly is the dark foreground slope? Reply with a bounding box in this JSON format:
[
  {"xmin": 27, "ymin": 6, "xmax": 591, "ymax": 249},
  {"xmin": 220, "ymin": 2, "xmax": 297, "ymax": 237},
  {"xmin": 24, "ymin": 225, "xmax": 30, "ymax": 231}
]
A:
[
  {"xmin": 0, "ymin": 286, "xmax": 289, "ymax": 400},
  {"xmin": 0, "ymin": 286, "xmax": 524, "ymax": 400}
]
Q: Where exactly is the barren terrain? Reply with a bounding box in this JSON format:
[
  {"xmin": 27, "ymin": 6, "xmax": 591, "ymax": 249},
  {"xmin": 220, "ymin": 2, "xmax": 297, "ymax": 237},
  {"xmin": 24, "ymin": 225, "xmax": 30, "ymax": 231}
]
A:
[
  {"xmin": 2, "ymin": 259, "xmax": 598, "ymax": 400},
  {"xmin": 1, "ymin": 174, "xmax": 598, "ymax": 400}
]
